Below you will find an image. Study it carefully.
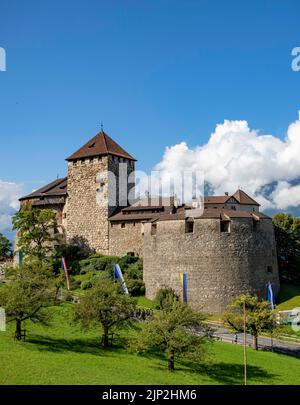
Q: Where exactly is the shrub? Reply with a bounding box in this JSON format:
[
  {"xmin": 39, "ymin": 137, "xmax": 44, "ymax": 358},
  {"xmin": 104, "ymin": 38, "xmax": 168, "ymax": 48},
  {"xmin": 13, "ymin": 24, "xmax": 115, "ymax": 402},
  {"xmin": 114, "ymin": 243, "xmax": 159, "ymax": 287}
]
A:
[
  {"xmin": 126, "ymin": 278, "xmax": 145, "ymax": 296},
  {"xmin": 154, "ymin": 287, "xmax": 179, "ymax": 310},
  {"xmin": 124, "ymin": 260, "xmax": 143, "ymax": 279},
  {"xmin": 79, "ymin": 255, "xmax": 118, "ymax": 276},
  {"xmin": 81, "ymin": 280, "xmax": 94, "ymax": 290}
]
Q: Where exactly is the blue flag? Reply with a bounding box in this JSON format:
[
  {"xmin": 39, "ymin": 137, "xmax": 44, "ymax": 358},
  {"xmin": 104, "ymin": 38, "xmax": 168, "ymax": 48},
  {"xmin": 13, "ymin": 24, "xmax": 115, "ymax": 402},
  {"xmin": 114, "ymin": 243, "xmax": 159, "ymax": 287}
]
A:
[
  {"xmin": 266, "ymin": 282, "xmax": 275, "ymax": 310},
  {"xmin": 113, "ymin": 264, "xmax": 129, "ymax": 295}
]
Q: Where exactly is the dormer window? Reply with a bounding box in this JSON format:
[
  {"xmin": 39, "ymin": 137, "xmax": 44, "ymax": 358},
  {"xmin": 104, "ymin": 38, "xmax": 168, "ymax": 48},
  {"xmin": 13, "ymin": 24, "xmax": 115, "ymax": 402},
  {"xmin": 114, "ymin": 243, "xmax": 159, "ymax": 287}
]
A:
[{"xmin": 88, "ymin": 142, "xmax": 95, "ymax": 149}]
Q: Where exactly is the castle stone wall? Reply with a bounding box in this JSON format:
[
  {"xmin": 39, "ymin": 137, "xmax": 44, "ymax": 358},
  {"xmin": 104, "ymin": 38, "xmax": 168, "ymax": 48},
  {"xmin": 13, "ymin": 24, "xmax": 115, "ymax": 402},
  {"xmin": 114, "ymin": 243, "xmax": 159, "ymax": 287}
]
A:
[
  {"xmin": 109, "ymin": 221, "xmax": 144, "ymax": 257},
  {"xmin": 143, "ymin": 217, "xmax": 279, "ymax": 313},
  {"xmin": 66, "ymin": 156, "xmax": 110, "ymax": 253}
]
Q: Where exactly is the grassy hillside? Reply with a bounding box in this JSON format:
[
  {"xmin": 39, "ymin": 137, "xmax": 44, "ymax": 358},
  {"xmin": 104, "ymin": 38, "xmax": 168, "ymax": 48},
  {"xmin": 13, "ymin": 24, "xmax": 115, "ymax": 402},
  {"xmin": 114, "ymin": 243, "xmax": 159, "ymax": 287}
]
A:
[
  {"xmin": 0, "ymin": 303, "xmax": 299, "ymax": 385},
  {"xmin": 277, "ymin": 284, "xmax": 300, "ymax": 311}
]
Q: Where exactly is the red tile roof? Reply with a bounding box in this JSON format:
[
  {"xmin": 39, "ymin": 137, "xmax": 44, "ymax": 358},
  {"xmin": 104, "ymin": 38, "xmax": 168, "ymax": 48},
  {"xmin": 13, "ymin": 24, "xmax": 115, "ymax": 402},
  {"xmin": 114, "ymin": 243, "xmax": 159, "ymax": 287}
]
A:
[
  {"xmin": 66, "ymin": 130, "xmax": 136, "ymax": 161},
  {"xmin": 19, "ymin": 178, "xmax": 67, "ymax": 201},
  {"xmin": 232, "ymin": 189, "xmax": 260, "ymax": 206}
]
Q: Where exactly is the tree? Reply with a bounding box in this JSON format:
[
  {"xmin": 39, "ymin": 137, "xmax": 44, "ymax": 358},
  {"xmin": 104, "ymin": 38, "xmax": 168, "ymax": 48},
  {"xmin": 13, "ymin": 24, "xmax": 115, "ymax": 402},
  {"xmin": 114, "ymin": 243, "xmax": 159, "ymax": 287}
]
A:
[
  {"xmin": 273, "ymin": 213, "xmax": 300, "ymax": 283},
  {"xmin": 12, "ymin": 204, "xmax": 59, "ymax": 260},
  {"xmin": 0, "ymin": 261, "xmax": 54, "ymax": 340},
  {"xmin": 134, "ymin": 300, "xmax": 212, "ymax": 371},
  {"xmin": 223, "ymin": 294, "xmax": 277, "ymax": 350},
  {"xmin": 75, "ymin": 280, "xmax": 137, "ymax": 347},
  {"xmin": 0, "ymin": 233, "xmax": 12, "ymax": 260}
]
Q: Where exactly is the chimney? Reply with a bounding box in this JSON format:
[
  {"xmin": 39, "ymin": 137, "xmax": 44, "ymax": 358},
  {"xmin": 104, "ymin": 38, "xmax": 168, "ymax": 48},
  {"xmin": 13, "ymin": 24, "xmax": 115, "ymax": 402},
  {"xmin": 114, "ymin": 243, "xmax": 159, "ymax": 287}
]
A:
[{"xmin": 225, "ymin": 192, "xmax": 229, "ymax": 196}]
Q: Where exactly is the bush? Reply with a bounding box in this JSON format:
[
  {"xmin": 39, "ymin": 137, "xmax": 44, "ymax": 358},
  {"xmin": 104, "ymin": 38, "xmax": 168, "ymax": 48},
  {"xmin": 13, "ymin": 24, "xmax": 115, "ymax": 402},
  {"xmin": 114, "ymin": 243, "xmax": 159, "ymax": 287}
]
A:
[
  {"xmin": 154, "ymin": 288, "xmax": 179, "ymax": 310},
  {"xmin": 81, "ymin": 280, "xmax": 94, "ymax": 290},
  {"xmin": 79, "ymin": 255, "xmax": 118, "ymax": 276},
  {"xmin": 64, "ymin": 292, "xmax": 74, "ymax": 302},
  {"xmin": 126, "ymin": 278, "xmax": 145, "ymax": 297},
  {"xmin": 118, "ymin": 255, "xmax": 139, "ymax": 272},
  {"xmin": 124, "ymin": 260, "xmax": 143, "ymax": 279}
]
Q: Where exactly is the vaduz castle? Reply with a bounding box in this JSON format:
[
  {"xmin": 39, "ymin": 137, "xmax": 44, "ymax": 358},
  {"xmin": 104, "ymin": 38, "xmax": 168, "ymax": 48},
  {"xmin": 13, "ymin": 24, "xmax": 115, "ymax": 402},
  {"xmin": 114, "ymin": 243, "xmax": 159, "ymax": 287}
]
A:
[{"xmin": 19, "ymin": 130, "xmax": 280, "ymax": 312}]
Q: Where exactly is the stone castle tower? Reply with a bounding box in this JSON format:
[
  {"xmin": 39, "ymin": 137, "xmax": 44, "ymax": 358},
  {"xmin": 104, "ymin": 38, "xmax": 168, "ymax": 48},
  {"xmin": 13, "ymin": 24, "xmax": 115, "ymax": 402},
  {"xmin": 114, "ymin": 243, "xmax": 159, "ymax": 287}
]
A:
[{"xmin": 65, "ymin": 130, "xmax": 136, "ymax": 253}]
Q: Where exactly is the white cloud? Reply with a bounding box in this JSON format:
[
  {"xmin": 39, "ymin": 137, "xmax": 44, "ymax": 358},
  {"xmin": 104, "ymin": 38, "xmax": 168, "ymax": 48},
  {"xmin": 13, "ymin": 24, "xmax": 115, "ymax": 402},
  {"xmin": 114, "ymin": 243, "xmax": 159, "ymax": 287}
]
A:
[
  {"xmin": 154, "ymin": 112, "xmax": 300, "ymax": 211},
  {"xmin": 0, "ymin": 180, "xmax": 22, "ymax": 234}
]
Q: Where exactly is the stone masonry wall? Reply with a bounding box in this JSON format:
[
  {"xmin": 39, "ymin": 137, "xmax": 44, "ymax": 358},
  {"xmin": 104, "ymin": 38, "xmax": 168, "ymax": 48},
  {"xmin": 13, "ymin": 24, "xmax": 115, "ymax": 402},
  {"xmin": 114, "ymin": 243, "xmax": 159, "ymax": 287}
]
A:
[
  {"xmin": 143, "ymin": 217, "xmax": 280, "ymax": 313},
  {"xmin": 66, "ymin": 156, "xmax": 110, "ymax": 253},
  {"xmin": 66, "ymin": 155, "xmax": 135, "ymax": 254},
  {"xmin": 109, "ymin": 221, "xmax": 144, "ymax": 257}
]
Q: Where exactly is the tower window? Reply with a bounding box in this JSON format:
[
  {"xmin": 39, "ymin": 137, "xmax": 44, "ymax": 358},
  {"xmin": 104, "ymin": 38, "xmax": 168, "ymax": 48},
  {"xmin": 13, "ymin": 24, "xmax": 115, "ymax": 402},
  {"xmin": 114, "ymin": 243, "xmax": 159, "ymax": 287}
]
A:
[
  {"xmin": 121, "ymin": 223, "xmax": 125, "ymax": 229},
  {"xmin": 151, "ymin": 223, "xmax": 157, "ymax": 236},
  {"xmin": 221, "ymin": 220, "xmax": 231, "ymax": 233},
  {"xmin": 267, "ymin": 266, "xmax": 273, "ymax": 273},
  {"xmin": 185, "ymin": 221, "xmax": 194, "ymax": 233}
]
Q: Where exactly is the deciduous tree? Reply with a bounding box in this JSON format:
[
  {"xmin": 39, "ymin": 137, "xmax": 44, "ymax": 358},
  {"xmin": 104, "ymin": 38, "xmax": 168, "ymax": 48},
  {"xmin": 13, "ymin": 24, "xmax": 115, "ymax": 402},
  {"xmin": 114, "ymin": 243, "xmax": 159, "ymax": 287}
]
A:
[
  {"xmin": 0, "ymin": 233, "xmax": 12, "ymax": 260},
  {"xmin": 12, "ymin": 204, "xmax": 58, "ymax": 260},
  {"xmin": 273, "ymin": 213, "xmax": 300, "ymax": 283},
  {"xmin": 134, "ymin": 300, "xmax": 211, "ymax": 371},
  {"xmin": 223, "ymin": 294, "xmax": 277, "ymax": 350},
  {"xmin": 0, "ymin": 261, "xmax": 54, "ymax": 340},
  {"xmin": 75, "ymin": 280, "xmax": 137, "ymax": 347}
]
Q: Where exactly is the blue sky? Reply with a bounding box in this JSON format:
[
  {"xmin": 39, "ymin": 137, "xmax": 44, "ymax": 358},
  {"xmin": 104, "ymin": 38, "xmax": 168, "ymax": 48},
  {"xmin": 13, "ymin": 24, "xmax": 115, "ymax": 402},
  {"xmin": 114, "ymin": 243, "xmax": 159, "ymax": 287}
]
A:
[{"xmin": 1, "ymin": 0, "xmax": 300, "ymax": 237}]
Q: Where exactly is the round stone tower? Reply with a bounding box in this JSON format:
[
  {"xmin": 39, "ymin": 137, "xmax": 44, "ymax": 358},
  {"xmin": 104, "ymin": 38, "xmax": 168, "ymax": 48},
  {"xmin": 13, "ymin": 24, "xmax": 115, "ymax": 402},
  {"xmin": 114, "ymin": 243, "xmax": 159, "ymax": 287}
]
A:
[{"xmin": 143, "ymin": 213, "xmax": 280, "ymax": 313}]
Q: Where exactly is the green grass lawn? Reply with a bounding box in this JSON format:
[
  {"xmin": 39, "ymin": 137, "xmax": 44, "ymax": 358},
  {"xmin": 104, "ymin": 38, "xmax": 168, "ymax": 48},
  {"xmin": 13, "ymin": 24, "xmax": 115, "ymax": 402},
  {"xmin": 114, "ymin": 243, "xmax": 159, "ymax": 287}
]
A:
[
  {"xmin": 277, "ymin": 284, "xmax": 300, "ymax": 310},
  {"xmin": 0, "ymin": 303, "xmax": 300, "ymax": 385}
]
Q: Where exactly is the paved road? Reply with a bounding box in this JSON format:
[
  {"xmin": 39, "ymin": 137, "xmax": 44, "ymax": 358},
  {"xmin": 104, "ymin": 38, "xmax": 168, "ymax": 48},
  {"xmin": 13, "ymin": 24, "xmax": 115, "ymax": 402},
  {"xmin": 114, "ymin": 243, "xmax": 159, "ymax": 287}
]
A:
[{"xmin": 210, "ymin": 324, "xmax": 300, "ymax": 358}]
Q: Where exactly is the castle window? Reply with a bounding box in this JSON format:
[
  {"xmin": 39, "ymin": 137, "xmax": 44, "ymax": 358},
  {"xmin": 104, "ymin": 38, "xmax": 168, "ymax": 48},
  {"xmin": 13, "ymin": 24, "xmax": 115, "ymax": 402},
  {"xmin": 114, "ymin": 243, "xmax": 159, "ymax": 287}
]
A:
[
  {"xmin": 151, "ymin": 223, "xmax": 157, "ymax": 236},
  {"xmin": 63, "ymin": 213, "xmax": 67, "ymax": 219},
  {"xmin": 185, "ymin": 221, "xmax": 194, "ymax": 234},
  {"xmin": 121, "ymin": 223, "xmax": 125, "ymax": 229},
  {"xmin": 220, "ymin": 220, "xmax": 231, "ymax": 233},
  {"xmin": 267, "ymin": 266, "xmax": 273, "ymax": 273},
  {"xmin": 127, "ymin": 252, "xmax": 135, "ymax": 257}
]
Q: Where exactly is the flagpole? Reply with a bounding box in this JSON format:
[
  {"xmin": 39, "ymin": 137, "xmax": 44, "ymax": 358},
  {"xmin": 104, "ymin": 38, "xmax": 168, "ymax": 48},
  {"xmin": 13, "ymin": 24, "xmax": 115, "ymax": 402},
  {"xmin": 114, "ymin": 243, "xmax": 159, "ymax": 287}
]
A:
[{"xmin": 243, "ymin": 300, "xmax": 247, "ymax": 386}]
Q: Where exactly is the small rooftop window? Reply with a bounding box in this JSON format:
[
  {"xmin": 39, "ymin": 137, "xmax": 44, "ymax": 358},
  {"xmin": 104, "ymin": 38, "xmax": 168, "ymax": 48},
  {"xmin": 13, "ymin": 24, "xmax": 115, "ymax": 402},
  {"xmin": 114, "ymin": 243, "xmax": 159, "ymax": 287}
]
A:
[{"xmin": 88, "ymin": 142, "xmax": 95, "ymax": 149}]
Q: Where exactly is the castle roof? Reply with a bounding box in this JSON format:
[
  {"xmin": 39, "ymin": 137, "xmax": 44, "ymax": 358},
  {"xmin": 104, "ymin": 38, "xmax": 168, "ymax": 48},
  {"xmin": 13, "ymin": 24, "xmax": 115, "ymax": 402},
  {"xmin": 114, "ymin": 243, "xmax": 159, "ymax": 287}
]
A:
[
  {"xmin": 19, "ymin": 177, "xmax": 68, "ymax": 201},
  {"xmin": 232, "ymin": 189, "xmax": 260, "ymax": 205},
  {"xmin": 66, "ymin": 130, "xmax": 136, "ymax": 161},
  {"xmin": 204, "ymin": 189, "xmax": 260, "ymax": 206}
]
